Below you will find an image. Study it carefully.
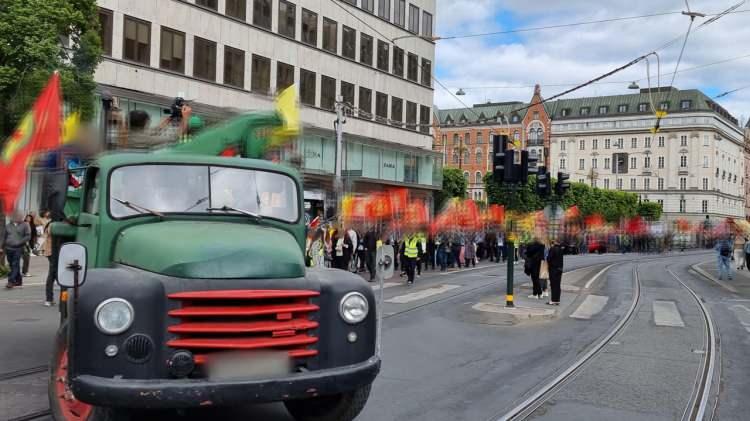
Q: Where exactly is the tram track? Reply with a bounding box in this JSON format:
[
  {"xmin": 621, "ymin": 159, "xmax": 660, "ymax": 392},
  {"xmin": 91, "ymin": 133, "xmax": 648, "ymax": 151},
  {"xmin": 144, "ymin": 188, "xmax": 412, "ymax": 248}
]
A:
[
  {"xmin": 1, "ymin": 366, "xmax": 51, "ymax": 421},
  {"xmin": 494, "ymin": 259, "xmax": 717, "ymax": 421}
]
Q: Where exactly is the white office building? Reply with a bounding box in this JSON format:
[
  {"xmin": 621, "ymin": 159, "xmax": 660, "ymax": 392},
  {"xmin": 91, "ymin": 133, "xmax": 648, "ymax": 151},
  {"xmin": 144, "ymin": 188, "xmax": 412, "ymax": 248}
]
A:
[{"xmin": 94, "ymin": 0, "xmax": 441, "ymax": 218}]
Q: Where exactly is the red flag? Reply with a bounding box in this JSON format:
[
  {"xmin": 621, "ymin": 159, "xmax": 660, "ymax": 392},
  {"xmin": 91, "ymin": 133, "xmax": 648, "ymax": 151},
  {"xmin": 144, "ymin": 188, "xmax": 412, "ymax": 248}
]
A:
[{"xmin": 0, "ymin": 73, "xmax": 61, "ymax": 212}]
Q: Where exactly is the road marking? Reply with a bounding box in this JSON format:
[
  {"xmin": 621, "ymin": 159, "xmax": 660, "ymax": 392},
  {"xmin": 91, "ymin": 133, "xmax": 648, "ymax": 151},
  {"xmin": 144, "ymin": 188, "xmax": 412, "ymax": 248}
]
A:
[
  {"xmin": 584, "ymin": 264, "xmax": 615, "ymax": 289},
  {"xmin": 729, "ymin": 304, "xmax": 750, "ymax": 333},
  {"xmin": 371, "ymin": 282, "xmax": 399, "ymax": 291},
  {"xmin": 386, "ymin": 284, "xmax": 461, "ymax": 304},
  {"xmin": 570, "ymin": 295, "xmax": 609, "ymax": 319},
  {"xmin": 653, "ymin": 301, "xmax": 685, "ymax": 327},
  {"xmin": 691, "ymin": 263, "xmax": 739, "ymax": 293}
]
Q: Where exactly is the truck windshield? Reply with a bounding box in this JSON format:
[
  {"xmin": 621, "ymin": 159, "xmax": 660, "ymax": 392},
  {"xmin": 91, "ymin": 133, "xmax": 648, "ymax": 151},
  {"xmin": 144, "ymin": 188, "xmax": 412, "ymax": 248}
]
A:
[{"xmin": 109, "ymin": 165, "xmax": 298, "ymax": 222}]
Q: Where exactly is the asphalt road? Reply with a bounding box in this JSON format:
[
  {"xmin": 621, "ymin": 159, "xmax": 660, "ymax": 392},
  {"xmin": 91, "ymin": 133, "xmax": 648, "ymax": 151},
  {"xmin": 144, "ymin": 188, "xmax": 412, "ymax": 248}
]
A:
[{"xmin": 7, "ymin": 250, "xmax": 750, "ymax": 421}]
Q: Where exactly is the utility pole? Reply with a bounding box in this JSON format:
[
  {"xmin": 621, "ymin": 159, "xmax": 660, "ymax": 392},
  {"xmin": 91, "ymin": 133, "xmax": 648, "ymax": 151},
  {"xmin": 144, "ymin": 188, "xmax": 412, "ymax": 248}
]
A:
[{"xmin": 334, "ymin": 95, "xmax": 345, "ymax": 193}]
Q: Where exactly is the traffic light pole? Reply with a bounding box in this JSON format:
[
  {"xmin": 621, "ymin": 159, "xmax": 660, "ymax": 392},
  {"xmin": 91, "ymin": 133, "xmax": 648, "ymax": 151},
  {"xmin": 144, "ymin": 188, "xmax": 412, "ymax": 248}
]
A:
[{"xmin": 505, "ymin": 184, "xmax": 516, "ymax": 308}]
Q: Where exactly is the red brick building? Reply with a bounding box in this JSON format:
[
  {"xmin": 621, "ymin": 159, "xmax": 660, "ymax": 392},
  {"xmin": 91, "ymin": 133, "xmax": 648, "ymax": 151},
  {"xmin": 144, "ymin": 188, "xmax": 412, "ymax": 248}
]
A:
[{"xmin": 433, "ymin": 86, "xmax": 551, "ymax": 202}]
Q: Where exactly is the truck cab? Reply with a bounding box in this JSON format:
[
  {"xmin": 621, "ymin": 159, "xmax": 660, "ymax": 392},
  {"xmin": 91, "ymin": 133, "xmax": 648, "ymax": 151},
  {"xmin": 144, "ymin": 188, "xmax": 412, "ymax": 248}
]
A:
[{"xmin": 50, "ymin": 152, "xmax": 379, "ymax": 421}]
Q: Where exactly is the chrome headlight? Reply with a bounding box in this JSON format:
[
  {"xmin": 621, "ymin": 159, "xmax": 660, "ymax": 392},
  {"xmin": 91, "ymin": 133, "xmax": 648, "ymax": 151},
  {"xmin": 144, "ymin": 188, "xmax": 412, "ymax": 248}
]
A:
[
  {"xmin": 94, "ymin": 298, "xmax": 134, "ymax": 335},
  {"xmin": 339, "ymin": 292, "xmax": 369, "ymax": 324}
]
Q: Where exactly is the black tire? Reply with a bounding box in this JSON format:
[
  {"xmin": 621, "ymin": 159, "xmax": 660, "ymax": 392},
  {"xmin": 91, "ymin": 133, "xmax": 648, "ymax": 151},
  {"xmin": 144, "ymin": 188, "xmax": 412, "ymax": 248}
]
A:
[
  {"xmin": 284, "ymin": 384, "xmax": 372, "ymax": 421},
  {"xmin": 48, "ymin": 322, "xmax": 131, "ymax": 421}
]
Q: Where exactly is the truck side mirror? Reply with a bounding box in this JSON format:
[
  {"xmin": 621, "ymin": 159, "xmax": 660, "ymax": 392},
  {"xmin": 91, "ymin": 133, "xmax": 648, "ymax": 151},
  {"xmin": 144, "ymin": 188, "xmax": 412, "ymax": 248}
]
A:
[
  {"xmin": 376, "ymin": 245, "xmax": 394, "ymax": 280},
  {"xmin": 57, "ymin": 243, "xmax": 88, "ymax": 288}
]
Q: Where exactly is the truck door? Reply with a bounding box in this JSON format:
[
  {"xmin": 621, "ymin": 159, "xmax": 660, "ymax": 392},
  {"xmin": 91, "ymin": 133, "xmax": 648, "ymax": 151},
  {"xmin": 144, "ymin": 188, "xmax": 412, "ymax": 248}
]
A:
[{"xmin": 76, "ymin": 166, "xmax": 101, "ymax": 266}]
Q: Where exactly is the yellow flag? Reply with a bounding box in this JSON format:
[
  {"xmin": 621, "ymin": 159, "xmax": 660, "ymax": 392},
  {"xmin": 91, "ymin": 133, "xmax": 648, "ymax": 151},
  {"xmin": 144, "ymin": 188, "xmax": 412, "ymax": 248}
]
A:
[
  {"xmin": 273, "ymin": 85, "xmax": 300, "ymax": 139},
  {"xmin": 62, "ymin": 112, "xmax": 80, "ymax": 144}
]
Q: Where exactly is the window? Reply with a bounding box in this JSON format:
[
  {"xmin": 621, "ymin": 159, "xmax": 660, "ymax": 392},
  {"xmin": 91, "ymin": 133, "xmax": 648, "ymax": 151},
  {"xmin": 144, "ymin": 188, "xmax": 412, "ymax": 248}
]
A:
[
  {"xmin": 406, "ymin": 101, "xmax": 417, "ymax": 130},
  {"xmin": 604, "ymin": 179, "xmax": 610, "ymax": 189},
  {"xmin": 196, "ymin": 0, "xmax": 218, "ymax": 9},
  {"xmin": 680, "ymin": 155, "xmax": 687, "ymax": 168},
  {"xmin": 463, "ymin": 171, "xmax": 469, "ymax": 181},
  {"xmin": 392, "ymin": 46, "xmax": 404, "ymax": 77},
  {"xmin": 475, "ymin": 171, "xmax": 482, "ymax": 183},
  {"xmin": 560, "ymin": 159, "xmax": 566, "ymax": 170},
  {"xmin": 160, "ymin": 27, "xmax": 185, "ymax": 73},
  {"xmin": 680, "ymin": 177, "xmax": 687, "ymax": 189},
  {"xmin": 123, "ymin": 16, "xmax": 151, "ymax": 65},
  {"xmin": 359, "ymin": 87, "xmax": 372, "ymax": 118},
  {"xmin": 680, "ymin": 100, "xmax": 692, "ymax": 110},
  {"xmin": 477, "ymin": 132, "xmax": 483, "ymax": 144},
  {"xmin": 592, "ymin": 139, "xmax": 598, "ymax": 149},
  {"xmin": 605, "ymin": 139, "xmax": 611, "ymax": 149},
  {"xmin": 511, "ymin": 115, "xmax": 520, "ymax": 123},
  {"xmin": 476, "ymin": 150, "xmax": 482, "ymax": 164},
  {"xmin": 278, "ymin": 0, "xmax": 296, "ymax": 38},
  {"xmin": 630, "ymin": 157, "xmax": 636, "ymax": 169},
  {"xmin": 703, "ymin": 135, "xmax": 709, "ymax": 146},
  {"xmin": 580, "ymin": 107, "xmax": 590, "ymax": 115},
  {"xmin": 378, "ymin": 0, "xmax": 390, "ymax": 20},
  {"xmin": 658, "ymin": 156, "xmax": 664, "ymax": 168},
  {"xmin": 592, "ymin": 158, "xmax": 598, "ymax": 169},
  {"xmin": 407, "ymin": 53, "xmax": 418, "ymax": 82},
  {"xmin": 342, "ymin": 26, "xmax": 356, "ymax": 59},
  {"xmin": 341, "ymin": 81, "xmax": 355, "ymax": 114},
  {"xmin": 377, "ymin": 40, "xmax": 389, "ymax": 71},
  {"xmin": 300, "ymin": 69, "xmax": 316, "ymax": 106},
  {"xmin": 391, "ymin": 96, "xmax": 403, "ymax": 125},
  {"xmin": 616, "ymin": 138, "xmax": 623, "ymax": 149},
  {"xmin": 98, "ymin": 8, "xmax": 113, "ymax": 56},
  {"xmin": 579, "ymin": 159, "xmax": 585, "ymax": 170},
  {"xmin": 375, "ymin": 92, "xmax": 388, "ymax": 122},
  {"xmin": 513, "ymin": 130, "xmax": 520, "ymax": 140},
  {"xmin": 658, "ymin": 136, "xmax": 665, "ymax": 147},
  {"xmin": 579, "ymin": 179, "xmax": 585, "ymax": 184},
  {"xmin": 658, "ymin": 199, "xmax": 664, "ymax": 207},
  {"xmin": 616, "ymin": 179, "xmax": 623, "ymax": 190},
  {"xmin": 322, "ymin": 18, "xmax": 337, "ymax": 53},
  {"xmin": 420, "ymin": 105, "xmax": 430, "ymax": 134},
  {"xmin": 251, "ymin": 54, "xmax": 270, "ymax": 93},
  {"xmin": 631, "ymin": 138, "xmax": 637, "ymax": 148},
  {"xmin": 644, "ymin": 179, "xmax": 650, "ymax": 190},
  {"xmin": 361, "ymin": 0, "xmax": 374, "ymax": 13},
  {"xmin": 408, "ymin": 4, "xmax": 419, "ymax": 33},
  {"xmin": 453, "ymin": 150, "xmax": 459, "ymax": 164},
  {"xmin": 321, "ymin": 76, "xmax": 336, "ymax": 110},
  {"xmin": 193, "ymin": 37, "xmax": 216, "ymax": 81},
  {"xmin": 276, "ymin": 61, "xmax": 295, "ymax": 92},
  {"xmin": 223, "ymin": 46, "xmax": 245, "ymax": 88},
  {"xmin": 703, "ymin": 156, "xmax": 709, "ymax": 168},
  {"xmin": 253, "ymin": 0, "xmax": 272, "ymax": 29},
  {"xmin": 360, "ymin": 33, "xmax": 373, "ymax": 65},
  {"xmin": 592, "ymin": 179, "xmax": 597, "ymax": 188},
  {"xmin": 226, "ymin": 0, "xmax": 247, "ymax": 20},
  {"xmin": 702, "ymin": 200, "xmax": 708, "ymax": 213},
  {"xmin": 579, "ymin": 139, "xmax": 585, "ymax": 150},
  {"xmin": 453, "ymin": 134, "xmax": 459, "ymax": 144},
  {"xmin": 301, "ymin": 9, "xmax": 318, "ymax": 46},
  {"xmin": 560, "ymin": 141, "xmax": 566, "ymax": 151},
  {"xmin": 618, "ymin": 104, "xmax": 628, "ymax": 113},
  {"xmin": 680, "ymin": 199, "xmax": 686, "ymax": 213},
  {"xmin": 604, "ymin": 158, "xmax": 611, "ymax": 169},
  {"xmin": 644, "ymin": 156, "xmax": 651, "ymax": 168},
  {"xmin": 561, "ymin": 109, "xmax": 570, "ymax": 117},
  {"xmin": 395, "ymin": 0, "xmax": 406, "ymax": 27},
  {"xmin": 645, "ymin": 137, "xmax": 651, "ymax": 148},
  {"xmin": 598, "ymin": 106, "xmax": 608, "ymax": 114},
  {"xmin": 680, "ymin": 135, "xmax": 687, "ymax": 147},
  {"xmin": 630, "ymin": 179, "xmax": 636, "ymax": 190},
  {"xmin": 703, "ymin": 178, "xmax": 709, "ymax": 190},
  {"xmin": 422, "ymin": 11, "xmax": 433, "ymax": 37},
  {"xmin": 421, "ymin": 58, "xmax": 432, "ymax": 87},
  {"xmin": 638, "ymin": 103, "xmax": 649, "ymax": 112},
  {"xmin": 659, "ymin": 102, "xmax": 669, "ymax": 111},
  {"xmin": 464, "ymin": 132, "xmax": 471, "ymax": 145}
]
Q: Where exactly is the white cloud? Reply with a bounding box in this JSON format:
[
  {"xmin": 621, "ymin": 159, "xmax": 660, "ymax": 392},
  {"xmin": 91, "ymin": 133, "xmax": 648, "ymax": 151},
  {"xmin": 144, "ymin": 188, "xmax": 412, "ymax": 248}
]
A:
[{"xmin": 434, "ymin": 0, "xmax": 750, "ymax": 126}]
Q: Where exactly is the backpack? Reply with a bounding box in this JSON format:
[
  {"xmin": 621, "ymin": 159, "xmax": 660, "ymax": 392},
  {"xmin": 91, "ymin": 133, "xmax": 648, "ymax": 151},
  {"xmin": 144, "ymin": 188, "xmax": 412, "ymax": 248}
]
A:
[{"xmin": 720, "ymin": 243, "xmax": 731, "ymax": 257}]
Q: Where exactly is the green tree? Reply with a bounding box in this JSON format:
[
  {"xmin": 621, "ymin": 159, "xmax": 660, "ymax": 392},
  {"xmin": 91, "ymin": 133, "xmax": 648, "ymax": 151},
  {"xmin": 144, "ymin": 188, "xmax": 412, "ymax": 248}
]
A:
[
  {"xmin": 637, "ymin": 201, "xmax": 663, "ymax": 221},
  {"xmin": 435, "ymin": 167, "xmax": 467, "ymax": 210},
  {"xmin": 0, "ymin": 0, "xmax": 102, "ymax": 137},
  {"xmin": 484, "ymin": 173, "xmax": 545, "ymax": 212}
]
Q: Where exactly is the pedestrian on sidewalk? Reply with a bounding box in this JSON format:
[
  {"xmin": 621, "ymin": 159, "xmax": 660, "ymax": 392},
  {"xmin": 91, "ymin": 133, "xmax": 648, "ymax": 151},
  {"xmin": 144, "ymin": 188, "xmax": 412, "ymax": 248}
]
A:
[
  {"xmin": 547, "ymin": 240, "xmax": 564, "ymax": 306},
  {"xmin": 4, "ymin": 211, "xmax": 30, "ymax": 289},
  {"xmin": 403, "ymin": 232, "xmax": 419, "ymax": 285},
  {"xmin": 734, "ymin": 234, "xmax": 746, "ymax": 270},
  {"xmin": 42, "ymin": 219, "xmax": 57, "ymax": 306},
  {"xmin": 715, "ymin": 235, "xmax": 733, "ymax": 281},
  {"xmin": 464, "ymin": 237, "xmax": 476, "ymax": 267},
  {"xmin": 525, "ymin": 238, "xmax": 545, "ymax": 299},
  {"xmin": 744, "ymin": 238, "xmax": 750, "ymax": 273},
  {"xmin": 21, "ymin": 213, "xmax": 36, "ymax": 277}
]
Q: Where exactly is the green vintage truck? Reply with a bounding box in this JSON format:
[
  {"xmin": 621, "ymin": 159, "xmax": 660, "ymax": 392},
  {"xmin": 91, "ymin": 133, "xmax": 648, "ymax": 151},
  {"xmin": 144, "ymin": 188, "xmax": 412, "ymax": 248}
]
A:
[{"xmin": 48, "ymin": 106, "xmax": 379, "ymax": 421}]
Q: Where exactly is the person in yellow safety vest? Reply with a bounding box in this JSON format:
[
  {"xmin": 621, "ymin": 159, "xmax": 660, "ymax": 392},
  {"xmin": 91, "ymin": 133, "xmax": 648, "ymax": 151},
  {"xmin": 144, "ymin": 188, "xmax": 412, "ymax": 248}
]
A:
[
  {"xmin": 416, "ymin": 232, "xmax": 427, "ymax": 276},
  {"xmin": 403, "ymin": 233, "xmax": 419, "ymax": 285}
]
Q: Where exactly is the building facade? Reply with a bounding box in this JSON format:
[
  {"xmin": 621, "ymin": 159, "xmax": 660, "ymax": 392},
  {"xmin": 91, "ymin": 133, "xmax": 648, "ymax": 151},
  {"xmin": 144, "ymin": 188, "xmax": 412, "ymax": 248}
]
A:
[
  {"xmin": 433, "ymin": 86, "xmax": 551, "ymax": 202},
  {"xmin": 547, "ymin": 87, "xmax": 745, "ymax": 224},
  {"xmin": 745, "ymin": 119, "xmax": 750, "ymax": 220},
  {"xmin": 94, "ymin": 0, "xmax": 441, "ymax": 216}
]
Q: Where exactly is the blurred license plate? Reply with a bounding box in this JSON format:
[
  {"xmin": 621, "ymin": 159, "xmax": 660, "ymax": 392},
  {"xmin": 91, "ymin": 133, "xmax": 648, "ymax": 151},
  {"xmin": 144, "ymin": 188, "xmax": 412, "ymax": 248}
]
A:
[{"xmin": 207, "ymin": 351, "xmax": 291, "ymax": 381}]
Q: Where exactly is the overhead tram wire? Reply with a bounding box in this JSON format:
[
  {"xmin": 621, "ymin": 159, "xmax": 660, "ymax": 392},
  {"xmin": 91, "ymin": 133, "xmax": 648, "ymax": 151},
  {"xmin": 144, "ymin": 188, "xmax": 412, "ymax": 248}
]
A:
[{"xmin": 714, "ymin": 85, "xmax": 750, "ymax": 99}]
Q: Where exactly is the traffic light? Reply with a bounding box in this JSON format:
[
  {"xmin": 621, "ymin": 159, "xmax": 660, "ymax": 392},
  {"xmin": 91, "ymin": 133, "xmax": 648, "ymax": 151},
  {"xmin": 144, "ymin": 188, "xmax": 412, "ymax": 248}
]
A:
[
  {"xmin": 555, "ymin": 171, "xmax": 571, "ymax": 196},
  {"xmin": 536, "ymin": 166, "xmax": 551, "ymax": 197},
  {"xmin": 492, "ymin": 135, "xmax": 509, "ymax": 183},
  {"xmin": 520, "ymin": 151, "xmax": 539, "ymax": 184}
]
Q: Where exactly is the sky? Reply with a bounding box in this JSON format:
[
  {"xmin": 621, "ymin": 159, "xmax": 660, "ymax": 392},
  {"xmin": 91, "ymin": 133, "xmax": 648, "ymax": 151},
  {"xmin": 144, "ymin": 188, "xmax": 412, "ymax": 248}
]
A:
[{"xmin": 433, "ymin": 0, "xmax": 750, "ymax": 127}]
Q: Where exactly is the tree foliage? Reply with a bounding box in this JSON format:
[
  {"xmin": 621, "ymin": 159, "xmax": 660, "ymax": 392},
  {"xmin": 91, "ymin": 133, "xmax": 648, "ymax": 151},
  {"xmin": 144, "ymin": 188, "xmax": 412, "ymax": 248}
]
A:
[
  {"xmin": 484, "ymin": 173, "xmax": 545, "ymax": 213},
  {"xmin": 0, "ymin": 0, "xmax": 102, "ymax": 136},
  {"xmin": 435, "ymin": 167, "xmax": 468, "ymax": 210},
  {"xmin": 637, "ymin": 201, "xmax": 663, "ymax": 221}
]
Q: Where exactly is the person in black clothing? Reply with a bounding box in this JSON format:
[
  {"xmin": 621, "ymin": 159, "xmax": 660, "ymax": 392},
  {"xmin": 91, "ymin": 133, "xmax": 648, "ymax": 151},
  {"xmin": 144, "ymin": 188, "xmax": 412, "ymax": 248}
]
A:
[
  {"xmin": 547, "ymin": 240, "xmax": 564, "ymax": 305},
  {"xmin": 524, "ymin": 238, "xmax": 545, "ymax": 299},
  {"xmin": 363, "ymin": 227, "xmax": 377, "ymax": 281},
  {"xmin": 426, "ymin": 235, "xmax": 436, "ymax": 270}
]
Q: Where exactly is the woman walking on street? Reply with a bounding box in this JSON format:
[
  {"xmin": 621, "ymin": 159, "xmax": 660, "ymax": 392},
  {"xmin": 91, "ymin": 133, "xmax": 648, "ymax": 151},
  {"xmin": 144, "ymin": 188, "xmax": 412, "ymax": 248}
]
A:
[
  {"xmin": 41, "ymin": 219, "xmax": 57, "ymax": 306},
  {"xmin": 21, "ymin": 213, "xmax": 36, "ymax": 277},
  {"xmin": 525, "ymin": 238, "xmax": 545, "ymax": 299},
  {"xmin": 547, "ymin": 240, "xmax": 564, "ymax": 305},
  {"xmin": 464, "ymin": 237, "xmax": 476, "ymax": 267}
]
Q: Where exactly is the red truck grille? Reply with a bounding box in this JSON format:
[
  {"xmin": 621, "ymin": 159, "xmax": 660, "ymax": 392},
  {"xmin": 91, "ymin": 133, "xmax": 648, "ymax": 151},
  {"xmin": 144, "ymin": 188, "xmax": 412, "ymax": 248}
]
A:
[{"xmin": 167, "ymin": 290, "xmax": 320, "ymax": 365}]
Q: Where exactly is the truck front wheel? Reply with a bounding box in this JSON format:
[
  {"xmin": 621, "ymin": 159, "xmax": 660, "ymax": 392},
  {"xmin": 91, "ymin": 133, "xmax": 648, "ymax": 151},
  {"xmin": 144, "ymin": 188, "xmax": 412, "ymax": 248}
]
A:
[{"xmin": 284, "ymin": 384, "xmax": 372, "ymax": 421}]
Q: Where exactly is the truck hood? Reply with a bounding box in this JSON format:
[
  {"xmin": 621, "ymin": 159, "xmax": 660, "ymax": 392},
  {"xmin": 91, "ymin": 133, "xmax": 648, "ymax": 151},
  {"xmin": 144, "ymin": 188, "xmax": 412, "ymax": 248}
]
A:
[{"xmin": 113, "ymin": 221, "xmax": 305, "ymax": 279}]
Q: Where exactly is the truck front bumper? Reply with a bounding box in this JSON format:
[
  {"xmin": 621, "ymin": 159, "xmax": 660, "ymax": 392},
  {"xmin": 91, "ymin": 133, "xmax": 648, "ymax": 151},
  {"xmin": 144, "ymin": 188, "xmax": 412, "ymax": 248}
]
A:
[{"xmin": 72, "ymin": 357, "xmax": 380, "ymax": 409}]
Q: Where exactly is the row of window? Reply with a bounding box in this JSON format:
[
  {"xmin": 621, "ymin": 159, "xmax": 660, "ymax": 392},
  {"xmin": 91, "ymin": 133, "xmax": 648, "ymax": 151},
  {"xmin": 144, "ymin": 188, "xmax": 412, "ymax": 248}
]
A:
[
  {"xmin": 342, "ymin": 0, "xmax": 433, "ymax": 37},
  {"xmin": 565, "ymin": 135, "xmax": 712, "ymax": 151},
  {"xmin": 569, "ymin": 154, "xmax": 717, "ymax": 171},
  {"xmin": 573, "ymin": 176, "xmax": 712, "ymax": 192},
  {"xmin": 452, "ymin": 149, "xmax": 486, "ymax": 166},
  {"xmin": 462, "ymin": 171, "xmax": 485, "ymax": 185},
  {"xmin": 440, "ymin": 129, "xmax": 523, "ymax": 146},
  {"xmin": 100, "ymin": 3, "xmax": 432, "ymax": 88},
  {"xmin": 558, "ymin": 100, "xmax": 693, "ymax": 117}
]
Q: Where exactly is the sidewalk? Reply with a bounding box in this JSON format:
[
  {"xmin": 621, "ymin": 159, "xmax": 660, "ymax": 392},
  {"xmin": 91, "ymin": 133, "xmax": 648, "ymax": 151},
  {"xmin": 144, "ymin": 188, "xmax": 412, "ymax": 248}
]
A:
[
  {"xmin": 693, "ymin": 259, "xmax": 750, "ymax": 296},
  {"xmin": 1, "ymin": 254, "xmax": 56, "ymax": 304}
]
